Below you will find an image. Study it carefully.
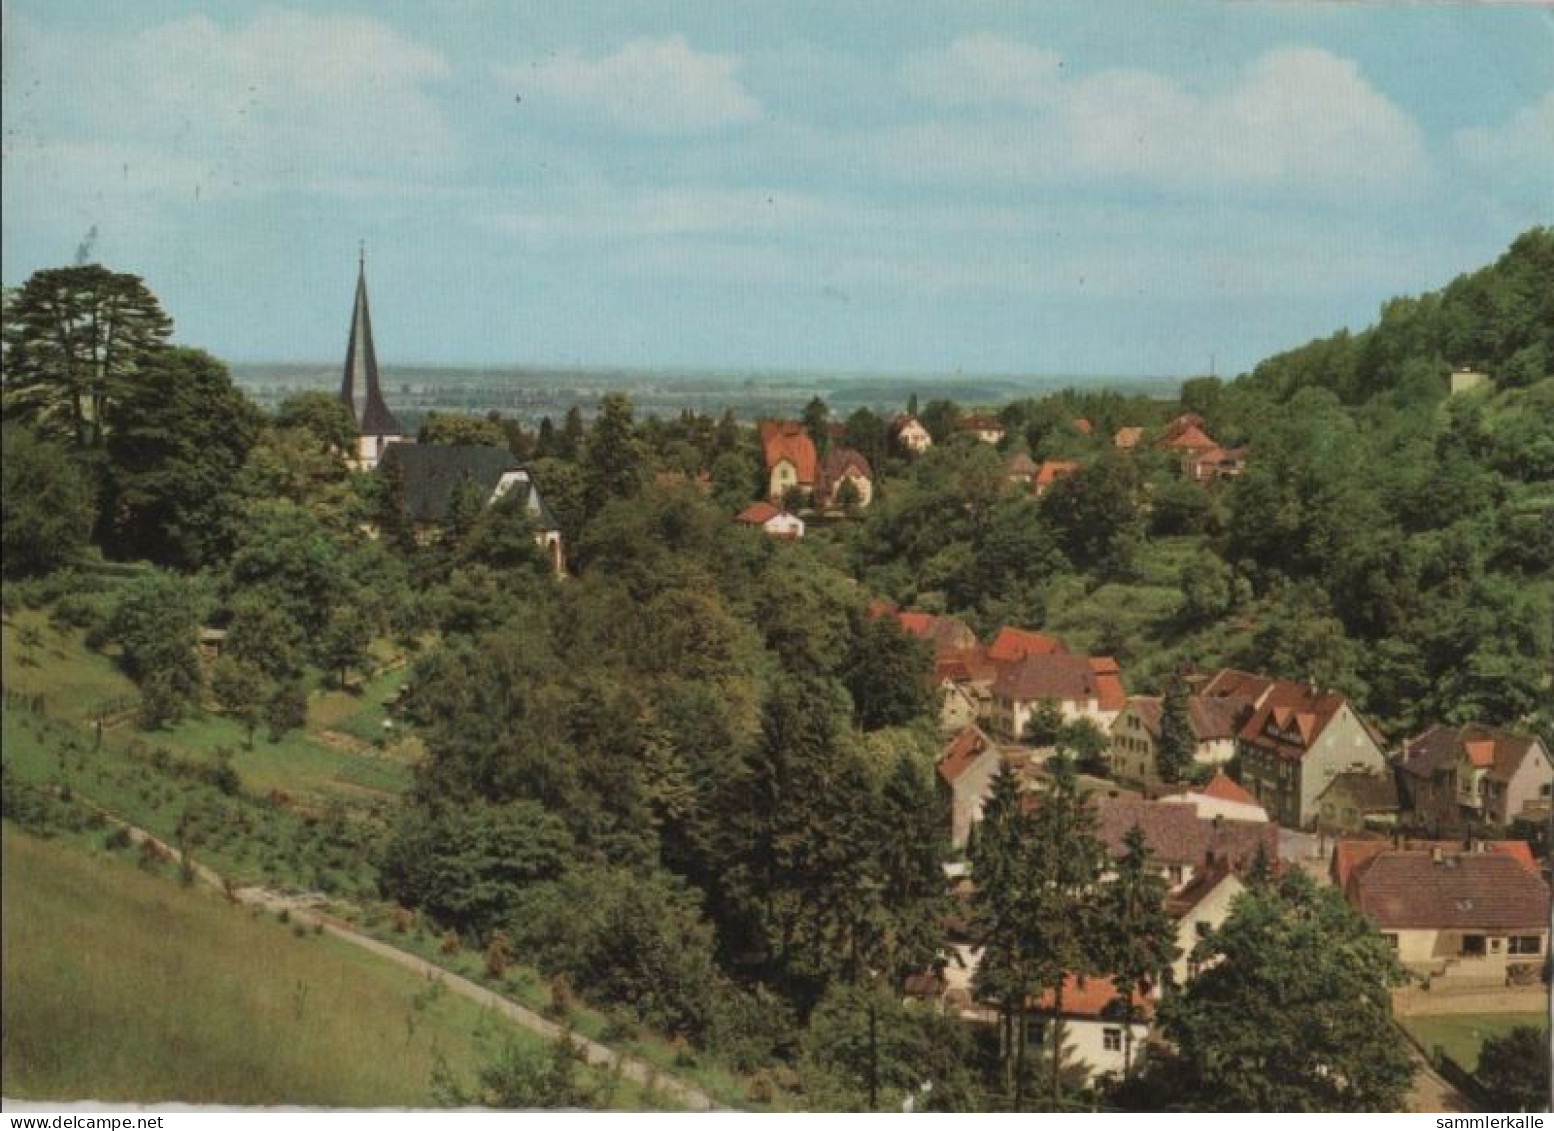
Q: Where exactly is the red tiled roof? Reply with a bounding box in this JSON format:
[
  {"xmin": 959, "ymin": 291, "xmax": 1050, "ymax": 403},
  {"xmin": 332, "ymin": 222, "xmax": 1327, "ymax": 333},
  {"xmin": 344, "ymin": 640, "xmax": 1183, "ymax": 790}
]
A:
[
  {"xmin": 1348, "ymin": 850, "xmax": 1550, "ymax": 931},
  {"xmin": 1237, "ymin": 679, "xmax": 1353, "ymax": 761},
  {"xmin": 1200, "ymin": 771, "xmax": 1258, "ymax": 807},
  {"xmin": 1495, "ymin": 841, "xmax": 1538, "ymax": 872},
  {"xmin": 1331, "ymin": 838, "xmax": 1540, "ymax": 889},
  {"xmin": 1198, "ymin": 668, "xmax": 1277, "ymax": 704},
  {"xmin": 987, "ymin": 627, "xmax": 1068, "ymax": 663},
  {"xmin": 759, "ymin": 421, "xmax": 817, "ymax": 485},
  {"xmin": 1072, "ymin": 418, "xmax": 1093, "ymax": 435},
  {"xmin": 938, "ymin": 725, "xmax": 996, "ymax": 785},
  {"xmin": 1006, "ymin": 452, "xmax": 1038, "ymax": 477},
  {"xmin": 1159, "ymin": 413, "xmax": 1206, "ymax": 442},
  {"xmin": 1030, "ymin": 974, "xmax": 1152, "ymax": 1018},
  {"xmin": 993, "ymin": 653, "xmax": 1125, "ymax": 710},
  {"xmin": 1126, "ymin": 694, "xmax": 1244, "ymax": 742},
  {"xmin": 961, "ymin": 413, "xmax": 1004, "ymax": 432},
  {"xmin": 735, "ymin": 501, "xmax": 780, "ymax": 525},
  {"xmin": 1035, "ymin": 460, "xmax": 1081, "ymax": 490},
  {"xmin": 936, "ymin": 645, "xmax": 1001, "ymax": 685},
  {"xmin": 1114, "ymin": 426, "xmax": 1145, "ymax": 449},
  {"xmin": 1092, "ymin": 796, "xmax": 1276, "ymax": 870},
  {"xmin": 1464, "ymin": 739, "xmax": 1496, "ymax": 768},
  {"xmin": 1161, "ymin": 424, "xmax": 1219, "ymax": 451},
  {"xmin": 895, "ymin": 612, "xmax": 976, "ymax": 656}
]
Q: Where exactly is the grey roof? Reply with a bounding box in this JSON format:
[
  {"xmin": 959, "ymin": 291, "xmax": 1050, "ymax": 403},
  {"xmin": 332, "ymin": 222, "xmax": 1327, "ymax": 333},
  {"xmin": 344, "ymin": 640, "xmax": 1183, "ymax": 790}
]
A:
[
  {"xmin": 340, "ymin": 260, "xmax": 403, "ymax": 437},
  {"xmin": 379, "ymin": 443, "xmax": 557, "ymax": 530},
  {"xmin": 1317, "ymin": 771, "xmax": 1400, "ymax": 811}
]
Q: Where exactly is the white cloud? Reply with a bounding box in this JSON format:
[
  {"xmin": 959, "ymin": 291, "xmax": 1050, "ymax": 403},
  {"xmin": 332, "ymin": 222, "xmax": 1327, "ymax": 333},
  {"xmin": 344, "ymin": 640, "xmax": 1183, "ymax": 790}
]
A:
[
  {"xmin": 502, "ymin": 36, "xmax": 759, "ymax": 133},
  {"xmin": 494, "ymin": 185, "xmax": 821, "ymax": 240},
  {"xmin": 886, "ymin": 39, "xmax": 1427, "ymax": 194},
  {"xmin": 903, "ymin": 32, "xmax": 1064, "ymax": 107},
  {"xmin": 3, "ymin": 9, "xmax": 455, "ymax": 200},
  {"xmin": 1454, "ymin": 90, "xmax": 1554, "ymax": 178}
]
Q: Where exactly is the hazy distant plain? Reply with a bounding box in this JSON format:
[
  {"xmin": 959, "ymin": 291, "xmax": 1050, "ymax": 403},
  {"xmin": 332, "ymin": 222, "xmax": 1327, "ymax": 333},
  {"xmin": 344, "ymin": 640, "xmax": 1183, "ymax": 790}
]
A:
[{"xmin": 231, "ymin": 364, "xmax": 1186, "ymax": 429}]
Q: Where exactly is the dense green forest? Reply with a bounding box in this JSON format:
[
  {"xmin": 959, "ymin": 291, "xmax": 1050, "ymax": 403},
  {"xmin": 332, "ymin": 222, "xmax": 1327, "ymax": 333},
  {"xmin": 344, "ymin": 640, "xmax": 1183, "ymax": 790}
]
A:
[{"xmin": 2, "ymin": 230, "xmax": 1551, "ymax": 1110}]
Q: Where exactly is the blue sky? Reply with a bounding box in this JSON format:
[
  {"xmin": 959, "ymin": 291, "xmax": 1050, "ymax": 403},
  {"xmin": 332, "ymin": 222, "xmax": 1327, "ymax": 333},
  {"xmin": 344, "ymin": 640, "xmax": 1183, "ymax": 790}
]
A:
[{"xmin": 3, "ymin": 2, "xmax": 1551, "ymax": 377}]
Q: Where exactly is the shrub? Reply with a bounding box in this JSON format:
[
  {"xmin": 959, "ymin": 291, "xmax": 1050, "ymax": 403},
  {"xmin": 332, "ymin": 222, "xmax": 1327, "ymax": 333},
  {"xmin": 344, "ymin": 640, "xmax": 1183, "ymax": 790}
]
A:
[
  {"xmin": 439, "ymin": 929, "xmax": 461, "ymax": 955},
  {"xmin": 103, "ymin": 826, "xmax": 133, "ymax": 852},
  {"xmin": 547, "ymin": 974, "xmax": 575, "ymax": 1020},
  {"xmin": 484, "ymin": 930, "xmax": 512, "ymax": 979},
  {"xmin": 745, "ymin": 1071, "xmax": 776, "ymax": 1105}
]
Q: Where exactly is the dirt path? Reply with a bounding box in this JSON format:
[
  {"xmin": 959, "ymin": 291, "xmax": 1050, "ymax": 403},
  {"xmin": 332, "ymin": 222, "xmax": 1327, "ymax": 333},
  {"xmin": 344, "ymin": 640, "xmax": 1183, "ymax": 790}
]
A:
[{"xmin": 108, "ymin": 816, "xmax": 727, "ymax": 1112}]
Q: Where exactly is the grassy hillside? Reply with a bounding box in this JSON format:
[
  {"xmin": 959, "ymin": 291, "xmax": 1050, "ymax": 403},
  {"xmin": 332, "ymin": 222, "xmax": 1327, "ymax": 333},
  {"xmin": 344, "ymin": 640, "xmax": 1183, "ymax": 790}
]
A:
[{"xmin": 1, "ymin": 824, "xmax": 658, "ymax": 1107}]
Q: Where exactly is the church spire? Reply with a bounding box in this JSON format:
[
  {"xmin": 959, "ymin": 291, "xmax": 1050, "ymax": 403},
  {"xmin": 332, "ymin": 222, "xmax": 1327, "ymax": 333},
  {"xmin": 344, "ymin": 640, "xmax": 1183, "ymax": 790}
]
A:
[{"xmin": 340, "ymin": 248, "xmax": 402, "ymax": 440}]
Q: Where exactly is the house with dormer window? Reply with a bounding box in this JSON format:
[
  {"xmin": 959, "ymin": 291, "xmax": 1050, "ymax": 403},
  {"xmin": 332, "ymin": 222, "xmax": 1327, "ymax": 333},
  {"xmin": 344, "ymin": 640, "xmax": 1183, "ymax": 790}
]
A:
[{"xmin": 1232, "ymin": 677, "xmax": 1387, "ymax": 829}]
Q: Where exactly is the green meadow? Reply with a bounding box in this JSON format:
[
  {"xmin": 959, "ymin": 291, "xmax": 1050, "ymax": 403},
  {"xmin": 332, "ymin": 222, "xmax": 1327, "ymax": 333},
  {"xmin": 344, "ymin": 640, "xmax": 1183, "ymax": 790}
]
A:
[{"xmin": 2, "ymin": 825, "xmax": 663, "ymax": 1107}]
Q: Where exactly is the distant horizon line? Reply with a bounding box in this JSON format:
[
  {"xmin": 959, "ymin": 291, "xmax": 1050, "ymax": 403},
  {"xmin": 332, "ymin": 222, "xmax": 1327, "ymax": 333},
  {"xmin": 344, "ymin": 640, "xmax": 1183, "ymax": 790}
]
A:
[{"xmin": 226, "ymin": 360, "xmax": 1201, "ymax": 385}]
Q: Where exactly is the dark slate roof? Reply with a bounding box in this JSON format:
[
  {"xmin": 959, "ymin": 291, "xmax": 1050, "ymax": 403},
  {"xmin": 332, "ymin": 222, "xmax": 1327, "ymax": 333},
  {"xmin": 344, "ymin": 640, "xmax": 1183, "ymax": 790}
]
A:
[
  {"xmin": 340, "ymin": 261, "xmax": 403, "ymax": 437},
  {"xmin": 1399, "ymin": 723, "xmax": 1545, "ymax": 785},
  {"xmin": 1349, "ymin": 851, "xmax": 1550, "ymax": 931},
  {"xmin": 379, "ymin": 443, "xmax": 557, "ymax": 529},
  {"xmin": 1318, "ymin": 771, "xmax": 1400, "ymax": 811}
]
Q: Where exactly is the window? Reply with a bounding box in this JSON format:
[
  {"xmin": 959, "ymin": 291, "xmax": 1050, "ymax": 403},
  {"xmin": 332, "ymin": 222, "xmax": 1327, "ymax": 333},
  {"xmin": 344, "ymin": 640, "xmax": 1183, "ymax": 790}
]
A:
[
  {"xmin": 1383, "ymin": 934, "xmax": 1398, "ymax": 951},
  {"xmin": 1195, "ymin": 921, "xmax": 1212, "ymax": 939},
  {"xmin": 1461, "ymin": 934, "xmax": 1486, "ymax": 957},
  {"xmin": 1103, "ymin": 1028, "xmax": 1122, "ymax": 1052},
  {"xmin": 1167, "ymin": 865, "xmax": 1184, "ymax": 885},
  {"xmin": 1509, "ymin": 936, "xmax": 1543, "ymax": 956}
]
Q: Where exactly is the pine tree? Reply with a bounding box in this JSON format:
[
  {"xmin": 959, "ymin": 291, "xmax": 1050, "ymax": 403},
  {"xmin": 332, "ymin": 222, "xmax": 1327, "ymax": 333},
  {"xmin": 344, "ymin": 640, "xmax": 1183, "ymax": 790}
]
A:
[
  {"xmin": 1023, "ymin": 755, "xmax": 1109, "ymax": 1109},
  {"xmin": 2, "ymin": 264, "xmax": 173, "ymax": 447},
  {"xmin": 559, "ymin": 405, "xmax": 585, "ymax": 460},
  {"xmin": 969, "ymin": 760, "xmax": 1032, "ymax": 1104},
  {"xmin": 1156, "ymin": 674, "xmax": 1196, "ymax": 783},
  {"xmin": 1097, "ymin": 824, "xmax": 1178, "ymax": 1077},
  {"xmin": 375, "ymin": 451, "xmax": 417, "ymax": 554}
]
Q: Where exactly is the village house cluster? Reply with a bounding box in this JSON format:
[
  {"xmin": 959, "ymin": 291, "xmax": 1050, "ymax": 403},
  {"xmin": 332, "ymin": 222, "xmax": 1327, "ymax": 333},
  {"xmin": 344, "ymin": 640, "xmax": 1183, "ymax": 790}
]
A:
[{"xmin": 883, "ymin": 605, "xmax": 1553, "ymax": 1083}]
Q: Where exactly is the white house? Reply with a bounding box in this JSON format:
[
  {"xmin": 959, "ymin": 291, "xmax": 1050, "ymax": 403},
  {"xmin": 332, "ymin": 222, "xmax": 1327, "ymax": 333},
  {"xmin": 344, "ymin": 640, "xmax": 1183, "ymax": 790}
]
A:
[{"xmin": 734, "ymin": 501, "xmax": 805, "ymax": 540}]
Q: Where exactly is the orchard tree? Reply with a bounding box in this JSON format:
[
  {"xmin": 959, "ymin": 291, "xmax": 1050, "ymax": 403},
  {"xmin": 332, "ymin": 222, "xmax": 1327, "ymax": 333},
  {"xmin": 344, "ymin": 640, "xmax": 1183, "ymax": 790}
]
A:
[
  {"xmin": 210, "ymin": 655, "xmax": 269, "ymax": 748},
  {"xmin": 1, "ymin": 264, "xmax": 173, "ymax": 447}
]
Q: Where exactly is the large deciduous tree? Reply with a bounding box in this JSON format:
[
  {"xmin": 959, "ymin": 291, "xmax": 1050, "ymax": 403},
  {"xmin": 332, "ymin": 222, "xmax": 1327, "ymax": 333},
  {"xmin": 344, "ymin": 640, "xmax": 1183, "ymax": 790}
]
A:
[
  {"xmin": 1155, "ymin": 870, "xmax": 1413, "ymax": 1111},
  {"xmin": 104, "ymin": 347, "xmax": 264, "ymax": 568},
  {"xmin": 0, "ymin": 424, "xmax": 96, "ymax": 577},
  {"xmin": 1, "ymin": 265, "xmax": 172, "ymax": 447}
]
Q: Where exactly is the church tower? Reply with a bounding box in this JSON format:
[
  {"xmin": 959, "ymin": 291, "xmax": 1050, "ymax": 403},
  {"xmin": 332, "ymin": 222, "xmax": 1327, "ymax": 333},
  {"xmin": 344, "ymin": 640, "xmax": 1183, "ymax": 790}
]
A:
[{"xmin": 339, "ymin": 248, "xmax": 405, "ymax": 470}]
